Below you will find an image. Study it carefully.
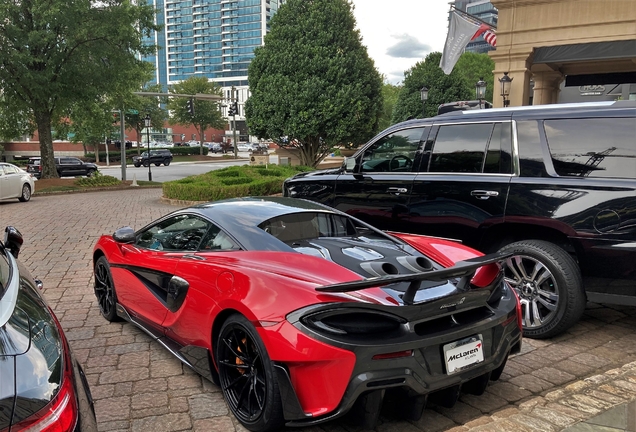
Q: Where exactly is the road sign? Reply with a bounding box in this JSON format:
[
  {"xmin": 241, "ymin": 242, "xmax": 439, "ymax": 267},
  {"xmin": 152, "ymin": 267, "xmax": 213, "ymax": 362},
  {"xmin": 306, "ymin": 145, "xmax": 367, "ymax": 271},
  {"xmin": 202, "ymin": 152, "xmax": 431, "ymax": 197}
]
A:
[{"xmin": 127, "ymin": 109, "xmax": 139, "ymax": 114}]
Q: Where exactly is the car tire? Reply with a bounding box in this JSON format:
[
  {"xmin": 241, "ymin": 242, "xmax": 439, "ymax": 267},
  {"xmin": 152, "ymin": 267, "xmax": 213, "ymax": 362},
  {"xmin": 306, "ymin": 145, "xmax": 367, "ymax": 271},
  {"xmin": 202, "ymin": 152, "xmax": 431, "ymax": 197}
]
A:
[
  {"xmin": 164, "ymin": 159, "xmax": 171, "ymax": 166},
  {"xmin": 134, "ymin": 163, "xmax": 140, "ymax": 168},
  {"xmin": 94, "ymin": 256, "xmax": 121, "ymax": 322},
  {"xmin": 154, "ymin": 162, "xmax": 161, "ymax": 166},
  {"xmin": 18, "ymin": 184, "xmax": 31, "ymax": 202},
  {"xmin": 143, "ymin": 161, "xmax": 150, "ymax": 167},
  {"xmin": 216, "ymin": 314, "xmax": 284, "ymax": 432},
  {"xmin": 87, "ymin": 169, "xmax": 96, "ymax": 177},
  {"xmin": 498, "ymin": 240, "xmax": 585, "ymax": 339}
]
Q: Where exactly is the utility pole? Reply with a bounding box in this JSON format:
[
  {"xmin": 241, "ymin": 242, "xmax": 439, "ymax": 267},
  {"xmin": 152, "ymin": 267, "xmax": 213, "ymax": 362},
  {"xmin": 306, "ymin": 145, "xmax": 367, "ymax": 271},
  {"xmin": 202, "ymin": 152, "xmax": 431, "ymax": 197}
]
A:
[
  {"xmin": 231, "ymin": 86, "xmax": 238, "ymax": 159},
  {"xmin": 120, "ymin": 108, "xmax": 126, "ymax": 181}
]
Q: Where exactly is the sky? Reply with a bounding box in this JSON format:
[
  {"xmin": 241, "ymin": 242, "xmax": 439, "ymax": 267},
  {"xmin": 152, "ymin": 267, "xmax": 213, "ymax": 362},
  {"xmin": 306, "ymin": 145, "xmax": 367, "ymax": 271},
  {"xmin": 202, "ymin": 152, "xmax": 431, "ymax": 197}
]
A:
[{"xmin": 350, "ymin": 0, "xmax": 452, "ymax": 85}]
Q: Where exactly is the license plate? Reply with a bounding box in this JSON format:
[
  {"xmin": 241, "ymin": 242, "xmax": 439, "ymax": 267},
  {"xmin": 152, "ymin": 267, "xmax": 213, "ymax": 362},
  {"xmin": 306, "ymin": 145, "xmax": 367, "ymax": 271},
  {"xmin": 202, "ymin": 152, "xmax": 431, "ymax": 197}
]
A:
[{"xmin": 443, "ymin": 335, "xmax": 484, "ymax": 375}]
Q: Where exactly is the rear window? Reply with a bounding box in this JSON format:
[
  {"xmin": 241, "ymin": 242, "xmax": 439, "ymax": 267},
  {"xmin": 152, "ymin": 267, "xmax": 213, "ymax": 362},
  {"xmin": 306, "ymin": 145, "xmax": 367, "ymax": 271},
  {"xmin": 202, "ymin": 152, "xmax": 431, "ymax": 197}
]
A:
[
  {"xmin": 545, "ymin": 117, "xmax": 636, "ymax": 179},
  {"xmin": 259, "ymin": 212, "xmax": 355, "ymax": 243},
  {"xmin": 28, "ymin": 159, "xmax": 40, "ymax": 166}
]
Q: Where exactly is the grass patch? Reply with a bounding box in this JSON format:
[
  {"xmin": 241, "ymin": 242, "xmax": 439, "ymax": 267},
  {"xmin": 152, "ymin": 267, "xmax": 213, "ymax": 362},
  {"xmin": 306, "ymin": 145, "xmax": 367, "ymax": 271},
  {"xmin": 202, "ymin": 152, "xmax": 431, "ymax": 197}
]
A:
[{"xmin": 162, "ymin": 164, "xmax": 312, "ymax": 202}]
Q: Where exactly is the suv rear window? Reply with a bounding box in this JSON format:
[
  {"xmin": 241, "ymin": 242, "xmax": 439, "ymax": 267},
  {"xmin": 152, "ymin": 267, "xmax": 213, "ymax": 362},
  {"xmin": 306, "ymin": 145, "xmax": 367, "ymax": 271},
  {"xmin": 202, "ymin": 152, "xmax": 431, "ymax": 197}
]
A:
[
  {"xmin": 28, "ymin": 158, "xmax": 40, "ymax": 166},
  {"xmin": 545, "ymin": 117, "xmax": 636, "ymax": 179}
]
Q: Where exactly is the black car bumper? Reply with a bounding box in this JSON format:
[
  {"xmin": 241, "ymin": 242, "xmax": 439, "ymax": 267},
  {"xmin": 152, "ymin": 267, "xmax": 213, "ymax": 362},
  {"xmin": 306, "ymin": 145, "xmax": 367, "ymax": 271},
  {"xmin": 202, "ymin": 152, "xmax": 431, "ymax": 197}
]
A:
[{"xmin": 282, "ymin": 290, "xmax": 522, "ymax": 426}]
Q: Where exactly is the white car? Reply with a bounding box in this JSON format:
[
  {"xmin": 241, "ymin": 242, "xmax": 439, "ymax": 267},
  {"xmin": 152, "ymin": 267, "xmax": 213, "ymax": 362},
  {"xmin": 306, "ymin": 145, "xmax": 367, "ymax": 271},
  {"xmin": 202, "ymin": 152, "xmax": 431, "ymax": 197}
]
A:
[
  {"xmin": 237, "ymin": 143, "xmax": 255, "ymax": 152},
  {"xmin": 0, "ymin": 163, "xmax": 36, "ymax": 202}
]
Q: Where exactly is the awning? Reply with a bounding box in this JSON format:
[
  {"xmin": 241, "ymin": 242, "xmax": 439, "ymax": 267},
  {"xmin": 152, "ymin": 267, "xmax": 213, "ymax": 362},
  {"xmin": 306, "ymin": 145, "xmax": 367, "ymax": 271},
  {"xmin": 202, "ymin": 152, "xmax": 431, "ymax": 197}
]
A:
[{"xmin": 534, "ymin": 40, "xmax": 636, "ymax": 64}]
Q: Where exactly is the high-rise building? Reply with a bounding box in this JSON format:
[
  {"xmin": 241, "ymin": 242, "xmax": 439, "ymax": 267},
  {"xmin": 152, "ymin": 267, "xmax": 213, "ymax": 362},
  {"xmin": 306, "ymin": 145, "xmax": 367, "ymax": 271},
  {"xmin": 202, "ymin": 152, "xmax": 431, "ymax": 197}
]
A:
[
  {"xmin": 143, "ymin": 0, "xmax": 283, "ymax": 140},
  {"xmin": 454, "ymin": 0, "xmax": 498, "ymax": 54}
]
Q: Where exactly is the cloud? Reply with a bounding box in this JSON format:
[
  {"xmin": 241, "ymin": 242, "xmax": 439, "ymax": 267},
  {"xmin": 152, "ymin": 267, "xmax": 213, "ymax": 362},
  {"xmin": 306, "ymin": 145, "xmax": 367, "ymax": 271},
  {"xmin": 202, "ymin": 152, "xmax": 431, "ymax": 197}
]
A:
[{"xmin": 386, "ymin": 34, "xmax": 432, "ymax": 59}]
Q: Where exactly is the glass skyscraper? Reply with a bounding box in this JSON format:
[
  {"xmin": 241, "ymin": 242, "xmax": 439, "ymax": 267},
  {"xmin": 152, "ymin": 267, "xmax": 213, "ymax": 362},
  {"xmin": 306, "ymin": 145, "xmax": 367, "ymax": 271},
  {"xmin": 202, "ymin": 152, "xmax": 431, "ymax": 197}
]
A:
[
  {"xmin": 144, "ymin": 0, "xmax": 282, "ymax": 123},
  {"xmin": 453, "ymin": 0, "xmax": 498, "ymax": 54}
]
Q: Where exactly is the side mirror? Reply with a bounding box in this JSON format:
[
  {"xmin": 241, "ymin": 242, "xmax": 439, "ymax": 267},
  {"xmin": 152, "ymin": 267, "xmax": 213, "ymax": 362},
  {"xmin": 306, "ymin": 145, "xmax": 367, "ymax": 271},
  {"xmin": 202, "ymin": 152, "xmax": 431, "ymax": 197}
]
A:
[
  {"xmin": 113, "ymin": 227, "xmax": 136, "ymax": 244},
  {"xmin": 3, "ymin": 226, "xmax": 24, "ymax": 258},
  {"xmin": 345, "ymin": 157, "xmax": 356, "ymax": 172}
]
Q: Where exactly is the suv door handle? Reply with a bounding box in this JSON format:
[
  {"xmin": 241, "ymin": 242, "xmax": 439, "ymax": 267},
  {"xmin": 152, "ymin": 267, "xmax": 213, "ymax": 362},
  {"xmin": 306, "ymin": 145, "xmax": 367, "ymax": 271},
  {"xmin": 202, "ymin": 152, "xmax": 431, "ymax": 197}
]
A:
[
  {"xmin": 471, "ymin": 190, "xmax": 499, "ymax": 200},
  {"xmin": 387, "ymin": 187, "xmax": 408, "ymax": 195}
]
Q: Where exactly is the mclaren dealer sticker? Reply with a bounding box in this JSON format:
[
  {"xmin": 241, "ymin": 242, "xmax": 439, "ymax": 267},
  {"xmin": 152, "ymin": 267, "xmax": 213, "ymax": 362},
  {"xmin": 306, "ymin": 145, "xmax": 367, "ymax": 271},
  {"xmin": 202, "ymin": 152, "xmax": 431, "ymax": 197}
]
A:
[{"xmin": 443, "ymin": 335, "xmax": 484, "ymax": 374}]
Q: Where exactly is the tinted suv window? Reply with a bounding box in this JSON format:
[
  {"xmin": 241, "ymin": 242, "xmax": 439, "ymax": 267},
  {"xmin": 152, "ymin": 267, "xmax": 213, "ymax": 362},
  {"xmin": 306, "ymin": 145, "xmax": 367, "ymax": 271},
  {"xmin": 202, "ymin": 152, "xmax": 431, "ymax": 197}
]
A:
[
  {"xmin": 360, "ymin": 127, "xmax": 426, "ymax": 173},
  {"xmin": 545, "ymin": 117, "xmax": 636, "ymax": 178},
  {"xmin": 429, "ymin": 123, "xmax": 496, "ymax": 173}
]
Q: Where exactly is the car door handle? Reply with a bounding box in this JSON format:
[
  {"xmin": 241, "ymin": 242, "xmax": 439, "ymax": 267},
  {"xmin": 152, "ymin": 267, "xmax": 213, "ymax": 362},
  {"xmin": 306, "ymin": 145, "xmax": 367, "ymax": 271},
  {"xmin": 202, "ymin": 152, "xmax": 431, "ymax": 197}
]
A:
[
  {"xmin": 387, "ymin": 187, "xmax": 408, "ymax": 195},
  {"xmin": 183, "ymin": 254, "xmax": 205, "ymax": 261},
  {"xmin": 471, "ymin": 190, "xmax": 499, "ymax": 200}
]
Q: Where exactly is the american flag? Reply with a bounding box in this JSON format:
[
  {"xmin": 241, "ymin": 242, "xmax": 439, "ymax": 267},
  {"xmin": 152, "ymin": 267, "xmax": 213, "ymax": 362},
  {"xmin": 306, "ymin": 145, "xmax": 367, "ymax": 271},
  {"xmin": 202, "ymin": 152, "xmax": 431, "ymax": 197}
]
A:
[{"xmin": 472, "ymin": 24, "xmax": 497, "ymax": 48}]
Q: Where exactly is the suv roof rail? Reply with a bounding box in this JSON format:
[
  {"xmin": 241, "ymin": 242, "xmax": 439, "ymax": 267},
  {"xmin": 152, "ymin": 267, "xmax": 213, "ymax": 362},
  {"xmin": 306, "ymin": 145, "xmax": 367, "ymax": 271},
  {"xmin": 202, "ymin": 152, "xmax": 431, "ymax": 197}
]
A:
[{"xmin": 458, "ymin": 100, "xmax": 633, "ymax": 116}]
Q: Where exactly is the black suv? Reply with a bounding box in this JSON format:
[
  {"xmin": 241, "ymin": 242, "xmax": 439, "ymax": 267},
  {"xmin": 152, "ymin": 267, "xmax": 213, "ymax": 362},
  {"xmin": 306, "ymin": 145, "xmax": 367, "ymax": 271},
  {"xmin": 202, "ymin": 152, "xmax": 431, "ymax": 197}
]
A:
[
  {"xmin": 132, "ymin": 149, "xmax": 173, "ymax": 167},
  {"xmin": 26, "ymin": 156, "xmax": 98, "ymax": 179},
  {"xmin": 284, "ymin": 100, "xmax": 636, "ymax": 339}
]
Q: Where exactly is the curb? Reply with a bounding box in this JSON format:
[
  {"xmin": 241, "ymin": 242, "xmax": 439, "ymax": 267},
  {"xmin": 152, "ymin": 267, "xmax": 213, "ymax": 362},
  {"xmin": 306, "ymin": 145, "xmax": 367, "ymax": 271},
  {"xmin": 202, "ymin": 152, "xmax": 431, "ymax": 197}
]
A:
[{"xmin": 455, "ymin": 362, "xmax": 636, "ymax": 431}]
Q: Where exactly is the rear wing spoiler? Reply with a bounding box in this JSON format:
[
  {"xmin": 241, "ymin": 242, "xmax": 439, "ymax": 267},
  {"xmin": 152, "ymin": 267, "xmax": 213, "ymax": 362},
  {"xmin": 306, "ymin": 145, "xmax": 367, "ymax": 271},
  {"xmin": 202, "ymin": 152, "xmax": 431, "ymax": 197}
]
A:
[{"xmin": 316, "ymin": 252, "xmax": 511, "ymax": 305}]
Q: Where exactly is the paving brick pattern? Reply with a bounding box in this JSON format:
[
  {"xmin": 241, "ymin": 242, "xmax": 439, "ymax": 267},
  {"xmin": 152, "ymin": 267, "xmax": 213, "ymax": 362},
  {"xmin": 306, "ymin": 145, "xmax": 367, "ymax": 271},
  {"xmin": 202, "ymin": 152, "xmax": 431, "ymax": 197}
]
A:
[{"xmin": 2, "ymin": 189, "xmax": 636, "ymax": 431}]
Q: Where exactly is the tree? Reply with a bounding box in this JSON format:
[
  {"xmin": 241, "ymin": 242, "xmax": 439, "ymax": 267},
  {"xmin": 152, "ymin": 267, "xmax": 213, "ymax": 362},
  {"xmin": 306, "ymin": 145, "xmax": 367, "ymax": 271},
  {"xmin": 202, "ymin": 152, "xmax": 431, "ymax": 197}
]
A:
[
  {"xmin": 245, "ymin": 0, "xmax": 383, "ymax": 167},
  {"xmin": 167, "ymin": 77, "xmax": 225, "ymax": 156},
  {"xmin": 379, "ymin": 80, "xmax": 401, "ymax": 130},
  {"xmin": 124, "ymin": 85, "xmax": 169, "ymax": 155},
  {"xmin": 392, "ymin": 52, "xmax": 495, "ymax": 123},
  {"xmin": 0, "ymin": 0, "xmax": 159, "ymax": 178}
]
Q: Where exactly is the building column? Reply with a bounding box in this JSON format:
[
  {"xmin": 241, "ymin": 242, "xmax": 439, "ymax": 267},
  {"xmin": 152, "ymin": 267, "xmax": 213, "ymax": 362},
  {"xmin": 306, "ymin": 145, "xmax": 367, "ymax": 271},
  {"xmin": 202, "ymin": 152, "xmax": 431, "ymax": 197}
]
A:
[
  {"xmin": 532, "ymin": 71, "xmax": 565, "ymax": 105},
  {"xmin": 490, "ymin": 51, "xmax": 534, "ymax": 107}
]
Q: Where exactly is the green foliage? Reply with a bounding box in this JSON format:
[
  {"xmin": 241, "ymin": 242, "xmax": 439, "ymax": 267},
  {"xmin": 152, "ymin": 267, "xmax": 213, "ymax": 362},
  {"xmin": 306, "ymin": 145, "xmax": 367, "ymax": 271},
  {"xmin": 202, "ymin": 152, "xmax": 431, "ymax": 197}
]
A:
[
  {"xmin": 391, "ymin": 52, "xmax": 494, "ymax": 123},
  {"xmin": 379, "ymin": 81, "xmax": 401, "ymax": 130},
  {"xmin": 245, "ymin": 0, "xmax": 383, "ymax": 168},
  {"xmin": 167, "ymin": 77, "xmax": 225, "ymax": 156},
  {"xmin": 162, "ymin": 165, "xmax": 312, "ymax": 202},
  {"xmin": 0, "ymin": 0, "xmax": 160, "ymax": 178},
  {"xmin": 75, "ymin": 172, "xmax": 121, "ymax": 187}
]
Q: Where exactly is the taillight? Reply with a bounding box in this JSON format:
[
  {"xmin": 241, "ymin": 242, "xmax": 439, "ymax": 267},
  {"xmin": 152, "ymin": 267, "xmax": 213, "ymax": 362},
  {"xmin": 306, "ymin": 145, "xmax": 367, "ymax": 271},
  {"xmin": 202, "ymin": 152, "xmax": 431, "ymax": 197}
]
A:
[
  {"xmin": 38, "ymin": 165, "xmax": 42, "ymax": 172},
  {"xmin": 11, "ymin": 309, "xmax": 79, "ymax": 432}
]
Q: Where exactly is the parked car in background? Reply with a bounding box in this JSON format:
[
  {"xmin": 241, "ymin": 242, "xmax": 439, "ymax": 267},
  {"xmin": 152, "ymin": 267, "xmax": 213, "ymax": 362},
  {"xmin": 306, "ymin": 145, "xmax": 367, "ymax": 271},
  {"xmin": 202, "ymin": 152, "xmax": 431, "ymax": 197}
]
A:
[
  {"xmin": 1, "ymin": 226, "xmax": 98, "ymax": 431},
  {"xmin": 26, "ymin": 157, "xmax": 98, "ymax": 179},
  {"xmin": 0, "ymin": 162, "xmax": 36, "ymax": 202},
  {"xmin": 132, "ymin": 149, "xmax": 173, "ymax": 167},
  {"xmin": 237, "ymin": 142, "xmax": 256, "ymax": 152},
  {"xmin": 284, "ymin": 100, "xmax": 636, "ymax": 339},
  {"xmin": 92, "ymin": 197, "xmax": 521, "ymax": 431}
]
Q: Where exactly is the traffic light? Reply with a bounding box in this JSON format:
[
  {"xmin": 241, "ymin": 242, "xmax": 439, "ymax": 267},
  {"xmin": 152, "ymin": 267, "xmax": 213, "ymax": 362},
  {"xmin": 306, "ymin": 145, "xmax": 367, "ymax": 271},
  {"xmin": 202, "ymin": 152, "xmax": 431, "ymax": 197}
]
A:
[
  {"xmin": 186, "ymin": 98, "xmax": 195, "ymax": 116},
  {"xmin": 228, "ymin": 102, "xmax": 239, "ymax": 116}
]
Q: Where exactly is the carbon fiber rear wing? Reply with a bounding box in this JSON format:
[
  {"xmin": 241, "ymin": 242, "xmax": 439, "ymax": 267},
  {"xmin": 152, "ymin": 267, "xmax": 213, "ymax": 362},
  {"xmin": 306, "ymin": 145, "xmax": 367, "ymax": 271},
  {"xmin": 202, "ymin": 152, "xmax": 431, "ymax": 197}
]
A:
[{"xmin": 316, "ymin": 252, "xmax": 511, "ymax": 305}]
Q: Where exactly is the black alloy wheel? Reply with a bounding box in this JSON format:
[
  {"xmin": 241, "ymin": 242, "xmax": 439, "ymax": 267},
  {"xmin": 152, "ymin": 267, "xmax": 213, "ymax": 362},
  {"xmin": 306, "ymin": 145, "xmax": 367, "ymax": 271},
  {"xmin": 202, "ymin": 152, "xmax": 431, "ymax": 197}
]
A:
[
  {"xmin": 217, "ymin": 315, "xmax": 283, "ymax": 432},
  {"xmin": 87, "ymin": 169, "xmax": 96, "ymax": 177},
  {"xmin": 94, "ymin": 256, "xmax": 120, "ymax": 322},
  {"xmin": 19, "ymin": 184, "xmax": 31, "ymax": 202},
  {"xmin": 143, "ymin": 160, "xmax": 150, "ymax": 167},
  {"xmin": 164, "ymin": 159, "xmax": 171, "ymax": 166}
]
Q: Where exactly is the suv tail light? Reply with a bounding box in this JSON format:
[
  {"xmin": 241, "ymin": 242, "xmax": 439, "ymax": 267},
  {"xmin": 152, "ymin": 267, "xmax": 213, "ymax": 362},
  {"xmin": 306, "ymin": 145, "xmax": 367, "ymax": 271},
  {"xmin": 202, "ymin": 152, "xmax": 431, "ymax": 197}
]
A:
[{"xmin": 11, "ymin": 309, "xmax": 79, "ymax": 432}]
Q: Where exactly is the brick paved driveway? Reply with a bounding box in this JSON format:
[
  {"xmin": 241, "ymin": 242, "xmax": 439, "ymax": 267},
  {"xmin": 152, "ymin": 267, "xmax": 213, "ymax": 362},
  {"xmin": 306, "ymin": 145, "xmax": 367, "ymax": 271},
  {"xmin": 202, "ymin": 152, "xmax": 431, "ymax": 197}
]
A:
[{"xmin": 2, "ymin": 189, "xmax": 636, "ymax": 431}]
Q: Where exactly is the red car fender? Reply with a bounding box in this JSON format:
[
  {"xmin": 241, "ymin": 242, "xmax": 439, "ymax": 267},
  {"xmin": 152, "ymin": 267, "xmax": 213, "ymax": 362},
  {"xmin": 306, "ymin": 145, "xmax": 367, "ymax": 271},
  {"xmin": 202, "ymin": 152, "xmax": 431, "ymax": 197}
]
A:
[
  {"xmin": 258, "ymin": 321, "xmax": 356, "ymax": 417},
  {"xmin": 388, "ymin": 232, "xmax": 501, "ymax": 288}
]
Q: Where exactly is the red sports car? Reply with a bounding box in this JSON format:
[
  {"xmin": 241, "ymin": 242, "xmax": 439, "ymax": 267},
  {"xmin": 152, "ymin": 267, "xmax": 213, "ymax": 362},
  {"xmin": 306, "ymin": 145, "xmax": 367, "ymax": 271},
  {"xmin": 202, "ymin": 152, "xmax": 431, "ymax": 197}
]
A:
[{"xmin": 92, "ymin": 197, "xmax": 522, "ymax": 431}]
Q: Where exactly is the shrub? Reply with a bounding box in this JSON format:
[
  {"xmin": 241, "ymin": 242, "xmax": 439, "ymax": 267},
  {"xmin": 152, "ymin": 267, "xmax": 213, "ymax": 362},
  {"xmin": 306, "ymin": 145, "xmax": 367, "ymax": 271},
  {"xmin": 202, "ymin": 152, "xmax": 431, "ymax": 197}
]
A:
[
  {"xmin": 162, "ymin": 164, "xmax": 311, "ymax": 201},
  {"xmin": 75, "ymin": 172, "xmax": 121, "ymax": 187}
]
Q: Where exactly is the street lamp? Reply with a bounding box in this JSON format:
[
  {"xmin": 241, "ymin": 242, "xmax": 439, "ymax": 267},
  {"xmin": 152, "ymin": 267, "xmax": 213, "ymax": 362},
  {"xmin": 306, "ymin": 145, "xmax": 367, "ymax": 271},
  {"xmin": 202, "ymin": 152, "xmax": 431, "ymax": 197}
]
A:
[
  {"xmin": 420, "ymin": 86, "xmax": 429, "ymax": 118},
  {"xmin": 475, "ymin": 77, "xmax": 487, "ymax": 109},
  {"xmin": 144, "ymin": 114, "xmax": 152, "ymax": 181},
  {"xmin": 499, "ymin": 72, "xmax": 513, "ymax": 107}
]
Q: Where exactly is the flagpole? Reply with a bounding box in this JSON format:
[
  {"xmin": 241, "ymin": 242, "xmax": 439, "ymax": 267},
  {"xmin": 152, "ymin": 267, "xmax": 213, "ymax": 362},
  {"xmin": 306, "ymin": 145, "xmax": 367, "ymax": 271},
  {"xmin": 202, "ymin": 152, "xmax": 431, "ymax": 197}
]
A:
[{"xmin": 450, "ymin": 5, "xmax": 497, "ymax": 30}]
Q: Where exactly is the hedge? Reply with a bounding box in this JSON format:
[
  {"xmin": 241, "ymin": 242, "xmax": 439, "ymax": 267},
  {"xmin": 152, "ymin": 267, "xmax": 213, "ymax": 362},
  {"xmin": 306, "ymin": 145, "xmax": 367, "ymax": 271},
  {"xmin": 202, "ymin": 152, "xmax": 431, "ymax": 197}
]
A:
[{"xmin": 162, "ymin": 164, "xmax": 312, "ymax": 202}]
